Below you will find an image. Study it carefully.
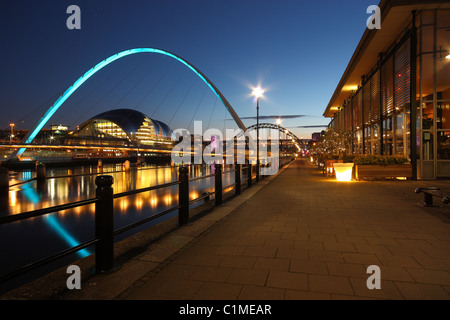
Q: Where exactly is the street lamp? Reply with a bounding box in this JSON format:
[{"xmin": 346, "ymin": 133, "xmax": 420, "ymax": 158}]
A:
[
  {"xmin": 252, "ymin": 87, "xmax": 264, "ymax": 181},
  {"xmin": 9, "ymin": 123, "xmax": 15, "ymax": 143}
]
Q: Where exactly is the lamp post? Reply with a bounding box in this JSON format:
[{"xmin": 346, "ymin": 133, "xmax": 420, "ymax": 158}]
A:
[
  {"xmin": 276, "ymin": 119, "xmax": 282, "ymax": 157},
  {"xmin": 252, "ymin": 87, "xmax": 264, "ymax": 182},
  {"xmin": 9, "ymin": 123, "xmax": 15, "ymax": 143}
]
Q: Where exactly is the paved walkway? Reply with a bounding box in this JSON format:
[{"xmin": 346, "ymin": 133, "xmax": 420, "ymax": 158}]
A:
[{"xmin": 2, "ymin": 159, "xmax": 450, "ymax": 300}]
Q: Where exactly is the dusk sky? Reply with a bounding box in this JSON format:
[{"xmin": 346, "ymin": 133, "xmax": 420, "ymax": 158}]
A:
[{"xmin": 0, "ymin": 0, "xmax": 378, "ymax": 139}]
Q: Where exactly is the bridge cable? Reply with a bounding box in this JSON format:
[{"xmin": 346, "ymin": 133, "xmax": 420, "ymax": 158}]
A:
[
  {"xmin": 66, "ymin": 56, "xmax": 148, "ymax": 128},
  {"xmin": 101, "ymin": 58, "xmax": 163, "ymax": 127},
  {"xmin": 207, "ymin": 96, "xmax": 219, "ymax": 130},
  {"xmin": 18, "ymin": 92, "xmax": 63, "ymax": 131},
  {"xmin": 167, "ymin": 76, "xmax": 197, "ymax": 127},
  {"xmin": 223, "ymin": 105, "xmax": 228, "ymax": 135},
  {"xmin": 186, "ymin": 85, "xmax": 208, "ymax": 133},
  {"xmin": 130, "ymin": 55, "xmax": 168, "ymax": 112},
  {"xmin": 51, "ymin": 60, "xmax": 129, "ymax": 127},
  {"xmin": 150, "ymin": 65, "xmax": 186, "ymax": 120},
  {"xmin": 110, "ymin": 58, "xmax": 149, "ymax": 110}
]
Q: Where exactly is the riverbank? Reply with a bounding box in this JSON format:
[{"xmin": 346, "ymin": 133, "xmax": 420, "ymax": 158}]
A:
[{"xmin": 0, "ymin": 155, "xmax": 172, "ymax": 170}]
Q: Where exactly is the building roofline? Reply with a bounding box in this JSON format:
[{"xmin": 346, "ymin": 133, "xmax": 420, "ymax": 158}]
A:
[{"xmin": 323, "ymin": 0, "xmax": 450, "ymax": 118}]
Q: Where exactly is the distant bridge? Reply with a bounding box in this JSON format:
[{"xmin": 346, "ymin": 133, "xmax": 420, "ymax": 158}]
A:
[{"xmin": 240, "ymin": 123, "xmax": 303, "ymax": 143}]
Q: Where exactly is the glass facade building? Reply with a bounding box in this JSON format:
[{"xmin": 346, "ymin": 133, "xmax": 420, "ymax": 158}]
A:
[
  {"xmin": 74, "ymin": 108, "xmax": 173, "ymax": 147},
  {"xmin": 323, "ymin": 1, "xmax": 450, "ymax": 179}
]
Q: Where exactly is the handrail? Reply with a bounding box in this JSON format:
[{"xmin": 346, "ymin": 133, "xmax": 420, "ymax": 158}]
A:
[
  {"xmin": 0, "ymin": 159, "xmax": 287, "ymax": 289},
  {"xmin": 189, "ymin": 173, "xmax": 215, "ymax": 182},
  {"xmin": 113, "ymin": 181, "xmax": 180, "ymax": 198},
  {"xmin": 7, "ymin": 164, "xmax": 178, "ymax": 186},
  {"xmin": 45, "ymin": 164, "xmax": 177, "ymax": 180},
  {"xmin": 0, "ymin": 239, "xmax": 99, "ymax": 284},
  {"xmin": 113, "ymin": 205, "xmax": 181, "ymax": 236},
  {"xmin": 0, "ymin": 198, "xmax": 99, "ymax": 225},
  {"xmin": 223, "ymin": 182, "xmax": 237, "ymax": 190},
  {"xmin": 189, "ymin": 194, "xmax": 212, "ymax": 205},
  {"xmin": 8, "ymin": 177, "xmax": 37, "ymax": 188},
  {"xmin": 9, "ymin": 163, "xmax": 235, "ymax": 186}
]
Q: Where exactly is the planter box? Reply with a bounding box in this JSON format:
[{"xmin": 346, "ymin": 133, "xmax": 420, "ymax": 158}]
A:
[
  {"xmin": 355, "ymin": 164, "xmax": 412, "ymax": 181},
  {"xmin": 333, "ymin": 163, "xmax": 354, "ymax": 181}
]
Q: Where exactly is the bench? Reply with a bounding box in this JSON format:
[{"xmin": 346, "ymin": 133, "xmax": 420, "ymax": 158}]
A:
[{"xmin": 415, "ymin": 187, "xmax": 450, "ymax": 207}]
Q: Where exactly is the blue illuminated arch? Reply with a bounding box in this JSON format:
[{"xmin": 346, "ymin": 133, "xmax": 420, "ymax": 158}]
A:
[{"xmin": 16, "ymin": 48, "xmax": 247, "ymax": 157}]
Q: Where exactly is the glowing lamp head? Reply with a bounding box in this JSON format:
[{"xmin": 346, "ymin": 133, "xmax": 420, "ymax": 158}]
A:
[
  {"xmin": 276, "ymin": 119, "xmax": 282, "ymax": 125},
  {"xmin": 252, "ymin": 87, "xmax": 265, "ymax": 99},
  {"xmin": 446, "ymin": 54, "xmax": 450, "ymax": 60}
]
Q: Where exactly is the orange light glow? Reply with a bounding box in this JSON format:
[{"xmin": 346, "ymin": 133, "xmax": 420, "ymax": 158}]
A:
[{"xmin": 333, "ymin": 163, "xmax": 354, "ymax": 182}]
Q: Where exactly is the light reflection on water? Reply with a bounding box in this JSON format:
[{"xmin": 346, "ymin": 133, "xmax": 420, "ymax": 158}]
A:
[{"xmin": 0, "ymin": 163, "xmax": 236, "ymax": 285}]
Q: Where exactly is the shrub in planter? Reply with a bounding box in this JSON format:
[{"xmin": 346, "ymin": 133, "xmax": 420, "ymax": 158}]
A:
[
  {"xmin": 338, "ymin": 154, "xmax": 356, "ymax": 163},
  {"xmin": 353, "ymin": 155, "xmax": 412, "ymax": 180},
  {"xmin": 353, "ymin": 155, "xmax": 409, "ymax": 165}
]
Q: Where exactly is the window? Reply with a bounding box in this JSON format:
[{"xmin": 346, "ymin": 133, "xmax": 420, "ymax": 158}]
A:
[
  {"xmin": 437, "ymin": 131, "xmax": 450, "ymax": 160},
  {"xmin": 395, "ymin": 112, "xmax": 405, "ymax": 155},
  {"xmin": 423, "ymin": 131, "xmax": 433, "ymax": 160}
]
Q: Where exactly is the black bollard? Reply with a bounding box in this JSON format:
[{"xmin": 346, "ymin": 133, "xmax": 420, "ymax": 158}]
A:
[
  {"xmin": 178, "ymin": 166, "xmax": 189, "ymax": 226},
  {"xmin": 0, "ymin": 167, "xmax": 9, "ymax": 214},
  {"xmin": 0, "ymin": 167, "xmax": 9, "ymax": 190},
  {"xmin": 94, "ymin": 175, "xmax": 115, "ymax": 274},
  {"xmin": 235, "ymin": 164, "xmax": 241, "ymax": 195},
  {"xmin": 215, "ymin": 163, "xmax": 222, "ymax": 206},
  {"xmin": 36, "ymin": 162, "xmax": 46, "ymax": 181},
  {"xmin": 256, "ymin": 159, "xmax": 260, "ymax": 182}
]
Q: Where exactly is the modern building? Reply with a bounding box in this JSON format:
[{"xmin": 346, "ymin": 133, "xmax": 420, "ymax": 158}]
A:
[
  {"xmin": 311, "ymin": 132, "xmax": 323, "ymax": 142},
  {"xmin": 70, "ymin": 108, "xmax": 173, "ymax": 147},
  {"xmin": 323, "ymin": 0, "xmax": 450, "ymax": 179}
]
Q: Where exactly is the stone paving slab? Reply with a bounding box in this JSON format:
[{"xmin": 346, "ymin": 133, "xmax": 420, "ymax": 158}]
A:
[{"xmin": 2, "ymin": 159, "xmax": 450, "ymax": 300}]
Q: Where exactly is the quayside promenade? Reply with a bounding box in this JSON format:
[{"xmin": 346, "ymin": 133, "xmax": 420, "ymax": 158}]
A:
[{"xmin": 2, "ymin": 159, "xmax": 450, "ymax": 300}]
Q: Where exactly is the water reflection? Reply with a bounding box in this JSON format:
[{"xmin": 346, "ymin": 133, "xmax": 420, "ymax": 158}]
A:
[{"xmin": 44, "ymin": 215, "xmax": 91, "ymax": 258}]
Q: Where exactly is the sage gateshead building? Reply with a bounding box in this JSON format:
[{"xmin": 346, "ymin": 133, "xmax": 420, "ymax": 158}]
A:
[
  {"xmin": 66, "ymin": 108, "xmax": 173, "ymax": 151},
  {"xmin": 323, "ymin": 0, "xmax": 450, "ymax": 180}
]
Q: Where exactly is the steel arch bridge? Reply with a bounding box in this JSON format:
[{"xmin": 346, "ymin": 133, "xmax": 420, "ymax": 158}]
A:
[
  {"xmin": 14, "ymin": 48, "xmax": 247, "ymax": 158},
  {"xmin": 243, "ymin": 123, "xmax": 303, "ymax": 143}
]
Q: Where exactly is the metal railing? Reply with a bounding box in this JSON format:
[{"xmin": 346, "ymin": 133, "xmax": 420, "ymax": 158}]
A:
[{"xmin": 0, "ymin": 162, "xmax": 259, "ymax": 285}]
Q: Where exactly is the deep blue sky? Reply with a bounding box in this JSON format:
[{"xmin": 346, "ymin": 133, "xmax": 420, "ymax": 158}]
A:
[{"xmin": 0, "ymin": 0, "xmax": 378, "ymax": 139}]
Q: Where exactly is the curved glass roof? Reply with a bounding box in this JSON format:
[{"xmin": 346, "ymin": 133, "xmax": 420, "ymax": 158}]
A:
[{"xmin": 86, "ymin": 108, "xmax": 172, "ymax": 138}]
